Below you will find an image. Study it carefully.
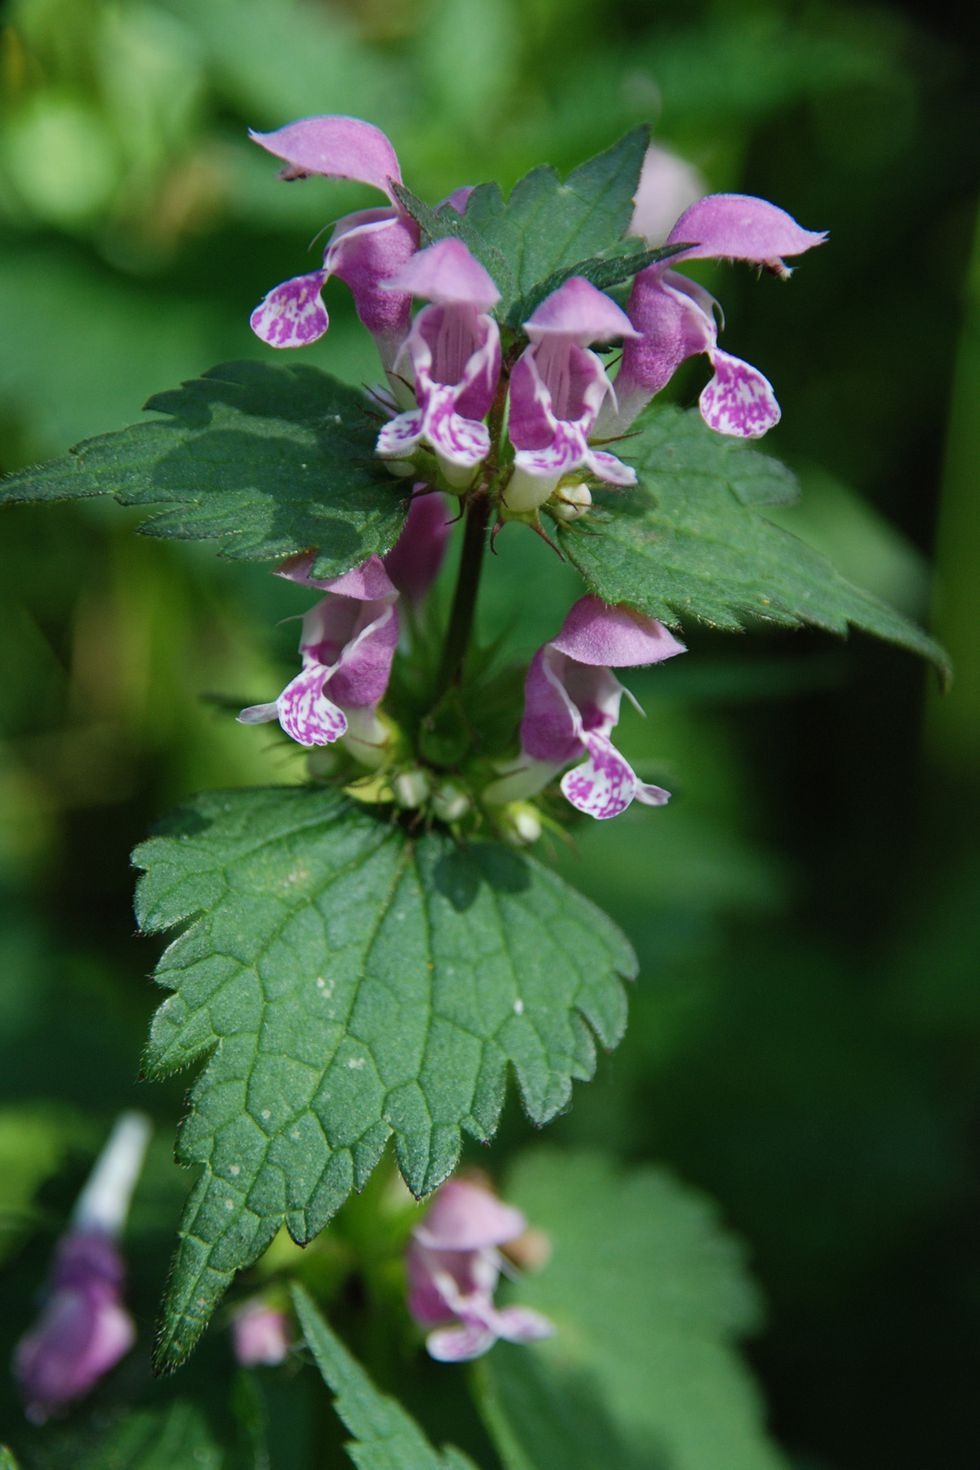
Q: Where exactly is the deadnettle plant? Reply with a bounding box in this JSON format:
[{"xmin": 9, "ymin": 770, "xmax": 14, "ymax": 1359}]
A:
[{"xmin": 22, "ymin": 116, "xmax": 939, "ymax": 1432}]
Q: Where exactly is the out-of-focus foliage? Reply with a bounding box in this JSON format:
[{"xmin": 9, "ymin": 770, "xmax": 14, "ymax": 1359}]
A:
[{"xmin": 0, "ymin": 1, "xmax": 976, "ymax": 1468}]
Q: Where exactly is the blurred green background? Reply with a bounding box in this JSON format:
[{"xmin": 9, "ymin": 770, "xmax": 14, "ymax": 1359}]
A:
[{"xmin": 0, "ymin": 0, "xmax": 977, "ymax": 1465}]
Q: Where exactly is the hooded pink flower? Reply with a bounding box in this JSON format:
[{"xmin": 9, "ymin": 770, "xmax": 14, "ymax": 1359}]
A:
[
  {"xmin": 406, "ymin": 1178, "xmax": 553, "ymax": 1363},
  {"xmin": 238, "ymin": 555, "xmax": 399, "ymax": 748},
  {"xmin": 14, "ymin": 1113, "xmax": 150, "ymax": 1423},
  {"xmin": 376, "ymin": 239, "xmax": 502, "ymax": 487},
  {"xmin": 607, "ymin": 194, "xmax": 826, "ymax": 439},
  {"xmin": 487, "ymin": 597, "xmax": 685, "ymax": 820},
  {"xmin": 504, "ymin": 277, "xmax": 640, "ymax": 515},
  {"xmin": 248, "ymin": 115, "xmax": 419, "ymax": 370}
]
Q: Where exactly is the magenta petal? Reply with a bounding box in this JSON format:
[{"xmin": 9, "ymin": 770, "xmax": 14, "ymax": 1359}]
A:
[
  {"xmin": 439, "ymin": 184, "xmax": 474, "ymax": 215},
  {"xmin": 250, "ymin": 270, "xmax": 329, "ymax": 348},
  {"xmin": 424, "ymin": 386, "xmax": 491, "ymax": 467},
  {"xmin": 232, "ymin": 1303, "xmax": 291, "ymax": 1367},
  {"xmin": 386, "ymin": 238, "xmax": 499, "ymax": 310},
  {"xmin": 327, "ymin": 210, "xmax": 418, "ymax": 343},
  {"xmin": 383, "ymin": 492, "xmax": 450, "ymax": 601},
  {"xmin": 520, "ymin": 649, "xmax": 583, "ymax": 765},
  {"xmin": 277, "ymin": 665, "xmax": 347, "ymax": 745},
  {"xmin": 415, "ymin": 1180, "xmax": 527, "ymax": 1252},
  {"xmin": 667, "ymin": 193, "xmax": 827, "ymax": 266},
  {"xmin": 525, "ymin": 276, "xmax": 638, "ymax": 345},
  {"xmin": 700, "ymin": 349, "xmax": 781, "ymax": 438},
  {"xmin": 329, "ymin": 603, "xmax": 398, "ymax": 708},
  {"xmin": 560, "ymin": 732, "xmax": 641, "ymax": 820},
  {"xmin": 249, "ymin": 115, "xmax": 402, "ymax": 199},
  {"xmin": 552, "ymin": 596, "xmax": 686, "ymax": 667}
]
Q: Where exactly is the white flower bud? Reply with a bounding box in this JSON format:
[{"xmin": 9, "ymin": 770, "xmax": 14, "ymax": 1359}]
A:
[
  {"xmin": 392, "ymin": 768, "xmax": 430, "ymax": 809},
  {"xmin": 551, "ymin": 483, "xmax": 592, "ymax": 521},
  {"xmin": 432, "ymin": 780, "xmax": 471, "ymax": 823}
]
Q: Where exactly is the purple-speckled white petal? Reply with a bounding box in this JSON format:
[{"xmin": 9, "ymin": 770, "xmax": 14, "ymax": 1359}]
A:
[
  {"xmin": 277, "ymin": 664, "xmax": 348, "ymax": 745},
  {"xmin": 386, "ymin": 238, "xmax": 499, "ymax": 310},
  {"xmin": 525, "ymin": 276, "xmax": 638, "ymax": 345},
  {"xmin": 667, "ymin": 193, "xmax": 826, "ymax": 269},
  {"xmin": 250, "ymin": 270, "xmax": 329, "ymax": 348},
  {"xmin": 552, "ymin": 596, "xmax": 686, "ymax": 667},
  {"xmin": 249, "ymin": 115, "xmax": 402, "ymax": 199},
  {"xmin": 584, "ymin": 447, "xmax": 637, "ymax": 486},
  {"xmin": 377, "ymin": 411, "xmax": 424, "ymax": 459},
  {"xmin": 700, "ymin": 349, "xmax": 781, "ymax": 438},
  {"xmin": 424, "ymin": 386, "xmax": 491, "ymax": 466},
  {"xmin": 561, "ymin": 731, "xmax": 648, "ymax": 820}
]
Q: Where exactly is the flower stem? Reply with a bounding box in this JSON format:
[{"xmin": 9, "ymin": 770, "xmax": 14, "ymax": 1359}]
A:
[{"xmin": 434, "ymin": 491, "xmax": 490, "ymax": 698}]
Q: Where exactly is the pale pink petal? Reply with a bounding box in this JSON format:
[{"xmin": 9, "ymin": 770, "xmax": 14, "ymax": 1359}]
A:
[
  {"xmin": 386, "ymin": 238, "xmax": 500, "ymax": 310},
  {"xmin": 525, "ymin": 276, "xmax": 638, "ymax": 345},
  {"xmin": 249, "ymin": 115, "xmax": 402, "ymax": 199},
  {"xmin": 249, "ymin": 270, "xmax": 329, "ymax": 348},
  {"xmin": 493, "ymin": 1305, "xmax": 556, "ymax": 1344},
  {"xmin": 667, "ymin": 193, "xmax": 826, "ymax": 269},
  {"xmin": 635, "ymin": 782, "xmax": 671, "ymax": 806},
  {"xmin": 551, "ymin": 596, "xmax": 686, "ymax": 667},
  {"xmin": 320, "ymin": 556, "xmax": 397, "ymax": 602},
  {"xmin": 277, "ymin": 664, "xmax": 347, "ymax": 745},
  {"xmin": 439, "ymin": 184, "xmax": 474, "ymax": 214},
  {"xmin": 700, "ymin": 349, "xmax": 781, "ymax": 438},
  {"xmin": 232, "ymin": 1303, "xmax": 291, "ymax": 1367},
  {"xmin": 415, "ymin": 1180, "xmax": 527, "ymax": 1252},
  {"xmin": 629, "ymin": 144, "xmax": 706, "ymax": 246},
  {"xmin": 237, "ymin": 700, "xmax": 281, "ymax": 726},
  {"xmin": 426, "ymin": 1321, "xmax": 498, "ymax": 1362}
]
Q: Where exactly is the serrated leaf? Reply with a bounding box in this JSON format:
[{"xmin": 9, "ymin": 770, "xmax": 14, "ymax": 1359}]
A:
[
  {"xmin": 562, "ymin": 407, "xmax": 950, "ymax": 679},
  {"xmin": 134, "ymin": 788, "xmax": 635, "ymax": 1370},
  {"xmin": 292, "ymin": 1286, "xmax": 480, "ymax": 1470},
  {"xmin": 477, "ymin": 1151, "xmax": 786, "ymax": 1470},
  {"xmin": 395, "ymin": 127, "xmax": 649, "ymax": 325},
  {"xmin": 0, "ymin": 361, "xmax": 407, "ymax": 580}
]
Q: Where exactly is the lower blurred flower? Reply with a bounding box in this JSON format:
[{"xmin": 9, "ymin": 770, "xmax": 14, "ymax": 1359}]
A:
[
  {"xmin": 14, "ymin": 1112, "xmax": 150, "ymax": 1423},
  {"xmin": 406, "ymin": 1177, "xmax": 554, "ymax": 1363}
]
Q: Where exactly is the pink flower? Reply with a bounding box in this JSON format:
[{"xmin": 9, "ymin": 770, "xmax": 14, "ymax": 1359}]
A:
[
  {"xmin": 248, "ymin": 115, "xmax": 419, "ymax": 371},
  {"xmin": 607, "ymin": 194, "xmax": 826, "ymax": 440},
  {"xmin": 238, "ymin": 555, "xmax": 399, "ymax": 749},
  {"xmin": 406, "ymin": 1178, "xmax": 554, "ymax": 1363},
  {"xmin": 376, "ymin": 239, "xmax": 502, "ymax": 487},
  {"xmin": 231, "ymin": 1301, "xmax": 291, "ymax": 1367},
  {"xmin": 487, "ymin": 597, "xmax": 685, "ymax": 821},
  {"xmin": 504, "ymin": 278, "xmax": 639, "ymax": 516},
  {"xmin": 14, "ymin": 1113, "xmax": 150, "ymax": 1423}
]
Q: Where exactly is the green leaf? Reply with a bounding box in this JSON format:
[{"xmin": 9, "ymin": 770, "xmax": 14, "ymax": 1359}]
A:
[
  {"xmin": 394, "ymin": 126, "xmax": 651, "ymax": 325},
  {"xmin": 561, "ymin": 407, "xmax": 950, "ymax": 680},
  {"xmin": 134, "ymin": 788, "xmax": 635, "ymax": 1370},
  {"xmin": 476, "ymin": 1151, "xmax": 787, "ymax": 1470},
  {"xmin": 0, "ymin": 1448, "xmax": 22, "ymax": 1470},
  {"xmin": 77, "ymin": 1401, "xmax": 229, "ymax": 1470},
  {"xmin": 0, "ymin": 361, "xmax": 407, "ymax": 580},
  {"xmin": 292, "ymin": 1285, "xmax": 481, "ymax": 1470}
]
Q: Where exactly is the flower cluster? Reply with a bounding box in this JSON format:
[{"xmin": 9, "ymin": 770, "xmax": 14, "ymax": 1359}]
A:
[{"xmin": 243, "ymin": 115, "xmax": 824, "ymax": 834}]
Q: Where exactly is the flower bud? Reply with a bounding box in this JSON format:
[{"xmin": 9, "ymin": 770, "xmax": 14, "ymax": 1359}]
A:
[
  {"xmin": 231, "ymin": 1300, "xmax": 291, "ymax": 1367},
  {"xmin": 392, "ymin": 767, "xmax": 431, "ymax": 809},
  {"xmin": 432, "ymin": 780, "xmax": 471, "ymax": 823},
  {"xmin": 551, "ymin": 483, "xmax": 592, "ymax": 521},
  {"xmin": 496, "ymin": 802, "xmax": 543, "ymax": 845}
]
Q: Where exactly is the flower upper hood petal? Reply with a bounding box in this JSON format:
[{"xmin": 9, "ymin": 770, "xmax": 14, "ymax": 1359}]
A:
[
  {"xmin": 386, "ymin": 238, "xmax": 500, "ymax": 310},
  {"xmin": 667, "ymin": 193, "xmax": 827, "ymax": 268},
  {"xmin": 524, "ymin": 275, "xmax": 639, "ymax": 345},
  {"xmin": 249, "ymin": 115, "xmax": 402, "ymax": 200}
]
